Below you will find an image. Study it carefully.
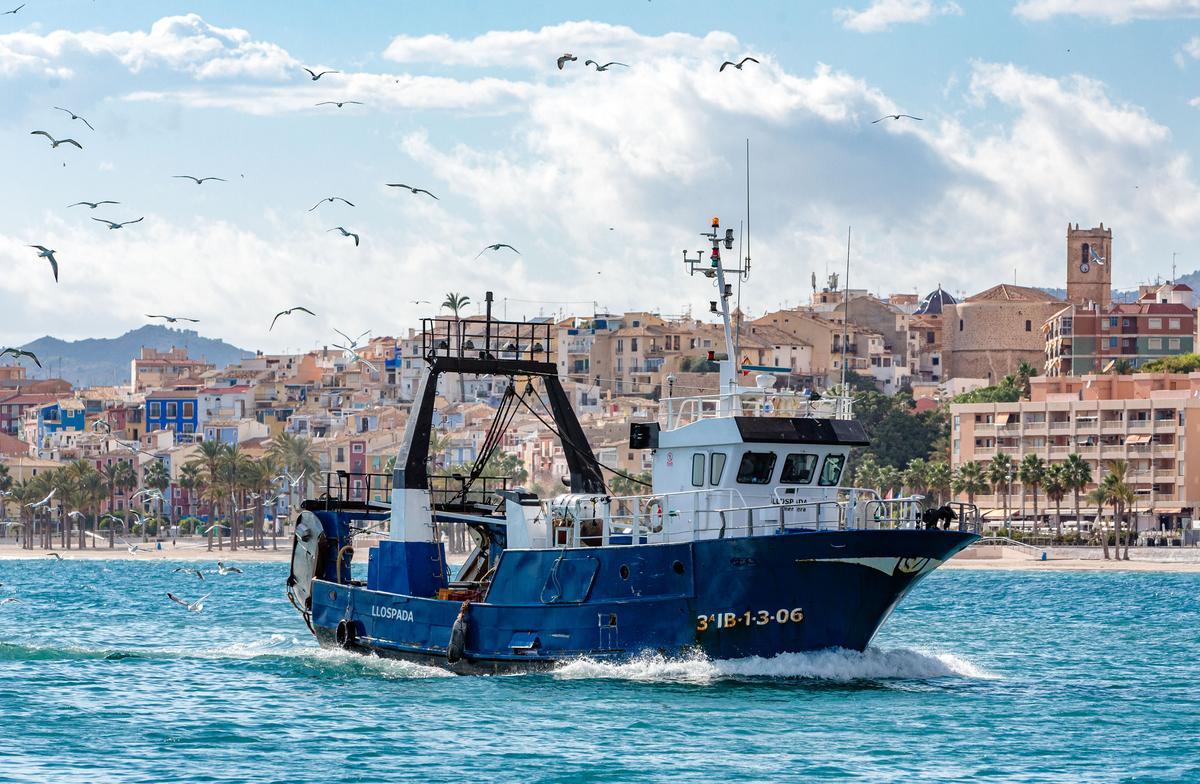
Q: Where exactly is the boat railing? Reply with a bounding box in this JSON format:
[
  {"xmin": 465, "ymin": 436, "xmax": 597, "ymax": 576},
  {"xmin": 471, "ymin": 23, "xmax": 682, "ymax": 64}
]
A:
[{"xmin": 662, "ymin": 390, "xmax": 852, "ymax": 429}]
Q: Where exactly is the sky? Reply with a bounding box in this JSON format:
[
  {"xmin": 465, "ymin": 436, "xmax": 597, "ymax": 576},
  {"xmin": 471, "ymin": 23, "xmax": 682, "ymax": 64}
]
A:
[{"xmin": 4, "ymin": 0, "xmax": 1200, "ymax": 353}]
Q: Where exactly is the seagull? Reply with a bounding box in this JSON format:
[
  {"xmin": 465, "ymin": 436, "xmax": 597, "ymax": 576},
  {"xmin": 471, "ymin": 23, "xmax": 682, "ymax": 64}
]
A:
[
  {"xmin": 333, "ymin": 328, "xmax": 370, "ymax": 348},
  {"xmin": 557, "ymin": 53, "xmax": 577, "ymax": 70},
  {"xmin": 719, "ymin": 57, "xmax": 759, "ymax": 72},
  {"xmin": 173, "ymin": 175, "xmax": 226, "ymax": 185},
  {"xmin": 145, "ymin": 314, "xmax": 199, "ymax": 323},
  {"xmin": 328, "ymin": 226, "xmax": 360, "ymax": 246},
  {"xmin": 167, "ymin": 592, "xmax": 210, "ymax": 612},
  {"xmin": 68, "ymin": 200, "xmax": 119, "ymax": 209},
  {"xmin": 334, "ymin": 344, "xmax": 379, "ymax": 373},
  {"xmin": 47, "ymin": 552, "xmax": 63, "ymax": 561},
  {"xmin": 121, "ymin": 537, "xmax": 143, "ymax": 554},
  {"xmin": 0, "ymin": 347, "xmax": 41, "ymax": 367},
  {"xmin": 386, "ymin": 183, "xmax": 438, "ymax": 200},
  {"xmin": 2, "ymin": 4, "xmax": 24, "ymax": 14},
  {"xmin": 27, "ymin": 489, "xmax": 55, "ymax": 508},
  {"xmin": 173, "ymin": 567, "xmax": 205, "ymax": 580},
  {"xmin": 307, "ymin": 196, "xmax": 355, "ymax": 212},
  {"xmin": 410, "ymin": 300, "xmax": 431, "ymax": 305},
  {"xmin": 53, "ymin": 107, "xmax": 94, "ymax": 131},
  {"xmin": 28, "ymin": 246, "xmax": 58, "ymax": 282},
  {"xmin": 66, "ymin": 511, "xmax": 84, "ymax": 521},
  {"xmin": 216, "ymin": 561, "xmax": 243, "ymax": 575},
  {"xmin": 91, "ymin": 217, "xmax": 144, "ymax": 230},
  {"xmin": 0, "ymin": 597, "xmax": 20, "ymax": 606},
  {"xmin": 130, "ymin": 489, "xmax": 163, "ymax": 502},
  {"xmin": 1089, "ymin": 246, "xmax": 1107, "ymax": 266},
  {"xmin": 315, "ymin": 101, "xmax": 363, "ymax": 108},
  {"xmin": 475, "ymin": 243, "xmax": 520, "ymax": 258},
  {"xmin": 30, "ymin": 131, "xmax": 82, "ymax": 149},
  {"xmin": 303, "ymin": 67, "xmax": 339, "ymax": 81},
  {"xmin": 872, "ymin": 114, "xmax": 923, "ymax": 123},
  {"xmin": 274, "ymin": 470, "xmax": 307, "ymax": 488},
  {"xmin": 270, "ymin": 306, "xmax": 317, "ymax": 331},
  {"xmin": 584, "ymin": 60, "xmax": 629, "ymax": 71}
]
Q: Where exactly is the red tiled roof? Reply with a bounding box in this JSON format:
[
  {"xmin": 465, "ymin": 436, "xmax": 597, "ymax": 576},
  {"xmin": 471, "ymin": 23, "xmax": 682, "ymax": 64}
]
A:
[{"xmin": 0, "ymin": 432, "xmax": 27, "ymax": 456}]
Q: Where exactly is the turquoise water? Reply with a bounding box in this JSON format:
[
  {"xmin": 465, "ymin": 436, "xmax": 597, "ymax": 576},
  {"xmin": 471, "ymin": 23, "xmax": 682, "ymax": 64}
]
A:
[{"xmin": 0, "ymin": 559, "xmax": 1197, "ymax": 784}]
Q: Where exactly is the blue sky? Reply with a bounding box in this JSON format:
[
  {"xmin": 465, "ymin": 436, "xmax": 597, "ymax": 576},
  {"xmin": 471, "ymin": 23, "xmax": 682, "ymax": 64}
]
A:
[{"xmin": 4, "ymin": 0, "xmax": 1200, "ymax": 352}]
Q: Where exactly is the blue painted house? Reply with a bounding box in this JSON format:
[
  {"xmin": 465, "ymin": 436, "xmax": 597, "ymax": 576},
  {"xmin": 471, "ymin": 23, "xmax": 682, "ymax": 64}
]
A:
[
  {"xmin": 37, "ymin": 399, "xmax": 85, "ymax": 443},
  {"xmin": 144, "ymin": 390, "xmax": 199, "ymax": 438}
]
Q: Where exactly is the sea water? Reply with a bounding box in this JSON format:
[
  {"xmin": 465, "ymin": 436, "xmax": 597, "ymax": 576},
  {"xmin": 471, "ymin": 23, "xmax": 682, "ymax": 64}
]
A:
[{"xmin": 0, "ymin": 559, "xmax": 1196, "ymax": 784}]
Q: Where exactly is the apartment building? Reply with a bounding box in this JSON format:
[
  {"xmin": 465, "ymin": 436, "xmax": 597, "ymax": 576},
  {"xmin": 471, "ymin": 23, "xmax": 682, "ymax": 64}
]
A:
[
  {"xmin": 130, "ymin": 347, "xmax": 214, "ymax": 392},
  {"xmin": 951, "ymin": 373, "xmax": 1200, "ymax": 530}
]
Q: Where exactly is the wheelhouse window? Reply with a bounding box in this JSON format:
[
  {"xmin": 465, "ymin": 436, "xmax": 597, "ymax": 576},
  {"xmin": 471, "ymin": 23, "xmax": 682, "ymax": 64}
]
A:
[
  {"xmin": 817, "ymin": 454, "xmax": 845, "ymax": 486},
  {"xmin": 710, "ymin": 452, "xmax": 727, "ymax": 484},
  {"xmin": 691, "ymin": 453, "xmax": 705, "ymax": 487},
  {"xmin": 736, "ymin": 451, "xmax": 777, "ymax": 484},
  {"xmin": 780, "ymin": 453, "xmax": 818, "ymax": 484}
]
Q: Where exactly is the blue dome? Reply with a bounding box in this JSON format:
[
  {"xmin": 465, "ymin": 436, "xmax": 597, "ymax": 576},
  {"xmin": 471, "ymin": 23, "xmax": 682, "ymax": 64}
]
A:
[{"xmin": 916, "ymin": 285, "xmax": 956, "ymax": 315}]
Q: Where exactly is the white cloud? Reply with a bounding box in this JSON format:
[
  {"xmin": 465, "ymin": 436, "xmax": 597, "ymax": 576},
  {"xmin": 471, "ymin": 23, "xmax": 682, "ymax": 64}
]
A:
[
  {"xmin": 0, "ymin": 14, "xmax": 298, "ymax": 80},
  {"xmin": 1014, "ymin": 0, "xmax": 1200, "ymax": 22},
  {"xmin": 835, "ymin": 0, "xmax": 963, "ymax": 33}
]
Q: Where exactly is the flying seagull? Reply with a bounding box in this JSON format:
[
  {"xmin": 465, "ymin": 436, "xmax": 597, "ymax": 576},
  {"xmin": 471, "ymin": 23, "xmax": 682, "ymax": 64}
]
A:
[
  {"xmin": 274, "ymin": 470, "xmax": 306, "ymax": 488},
  {"xmin": 303, "ymin": 67, "xmax": 339, "ymax": 81},
  {"xmin": 410, "ymin": 300, "xmax": 431, "ymax": 305},
  {"xmin": 475, "ymin": 243, "xmax": 520, "ymax": 258},
  {"xmin": 167, "ymin": 591, "xmax": 211, "ymax": 612},
  {"xmin": 1089, "ymin": 246, "xmax": 1106, "ymax": 266},
  {"xmin": 216, "ymin": 561, "xmax": 243, "ymax": 576},
  {"xmin": 872, "ymin": 114, "xmax": 923, "ymax": 123},
  {"xmin": 28, "ymin": 246, "xmax": 58, "ymax": 282},
  {"xmin": 173, "ymin": 175, "xmax": 226, "ymax": 185},
  {"xmin": 719, "ymin": 57, "xmax": 759, "ymax": 72},
  {"xmin": 333, "ymin": 328, "xmax": 370, "ymax": 348},
  {"xmin": 584, "ymin": 60, "xmax": 629, "ymax": 71},
  {"xmin": 556, "ymin": 53, "xmax": 577, "ymax": 70},
  {"xmin": 2, "ymin": 4, "xmax": 25, "ymax": 14},
  {"xmin": 270, "ymin": 306, "xmax": 317, "ymax": 331},
  {"xmin": 47, "ymin": 552, "xmax": 63, "ymax": 561},
  {"xmin": 30, "ymin": 131, "xmax": 82, "ymax": 149},
  {"xmin": 307, "ymin": 196, "xmax": 355, "ymax": 212},
  {"xmin": 328, "ymin": 226, "xmax": 360, "ymax": 246},
  {"xmin": 0, "ymin": 597, "xmax": 21, "ymax": 606},
  {"xmin": 334, "ymin": 344, "xmax": 379, "ymax": 373},
  {"xmin": 173, "ymin": 567, "xmax": 205, "ymax": 581},
  {"xmin": 91, "ymin": 217, "xmax": 144, "ymax": 230},
  {"xmin": 315, "ymin": 101, "xmax": 363, "ymax": 108},
  {"xmin": 53, "ymin": 107, "xmax": 94, "ymax": 131},
  {"xmin": 27, "ymin": 489, "xmax": 56, "ymax": 508},
  {"xmin": 68, "ymin": 200, "xmax": 119, "ymax": 209},
  {"xmin": 146, "ymin": 314, "xmax": 199, "ymax": 323},
  {"xmin": 0, "ymin": 348, "xmax": 41, "ymax": 368},
  {"xmin": 386, "ymin": 183, "xmax": 438, "ymax": 200}
]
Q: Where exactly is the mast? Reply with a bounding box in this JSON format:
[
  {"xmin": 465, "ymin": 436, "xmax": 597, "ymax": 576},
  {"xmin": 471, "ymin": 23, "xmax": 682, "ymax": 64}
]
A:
[{"xmin": 685, "ymin": 217, "xmax": 745, "ymax": 414}]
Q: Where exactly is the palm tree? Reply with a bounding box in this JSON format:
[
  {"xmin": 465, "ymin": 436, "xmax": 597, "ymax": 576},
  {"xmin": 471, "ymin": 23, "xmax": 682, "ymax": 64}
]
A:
[
  {"xmin": 114, "ymin": 460, "xmax": 137, "ymax": 540},
  {"xmin": 0, "ymin": 463, "xmax": 12, "ymax": 528},
  {"xmin": 1109, "ymin": 358, "xmax": 1133, "ymax": 375},
  {"xmin": 1019, "ymin": 453, "xmax": 1046, "ymax": 537},
  {"xmin": 1101, "ymin": 460, "xmax": 1134, "ymax": 561},
  {"xmin": 877, "ymin": 465, "xmax": 900, "ymax": 499},
  {"xmin": 179, "ymin": 463, "xmax": 204, "ymax": 525},
  {"xmin": 442, "ymin": 292, "xmax": 471, "ymax": 402},
  {"xmin": 1043, "ymin": 463, "xmax": 1067, "ymax": 541},
  {"xmin": 1086, "ymin": 485, "xmax": 1111, "ymax": 559},
  {"xmin": 902, "ymin": 457, "xmax": 929, "ymax": 499},
  {"xmin": 1062, "ymin": 453, "xmax": 1092, "ymax": 541},
  {"xmin": 953, "ymin": 461, "xmax": 989, "ymax": 509},
  {"xmin": 189, "ymin": 440, "xmax": 229, "ymax": 550},
  {"xmin": 1015, "ymin": 360, "xmax": 1038, "ymax": 397},
  {"xmin": 268, "ymin": 432, "xmax": 319, "ymax": 534},
  {"xmin": 988, "ymin": 453, "xmax": 1014, "ymax": 529},
  {"xmin": 926, "ymin": 461, "xmax": 952, "ymax": 506}
]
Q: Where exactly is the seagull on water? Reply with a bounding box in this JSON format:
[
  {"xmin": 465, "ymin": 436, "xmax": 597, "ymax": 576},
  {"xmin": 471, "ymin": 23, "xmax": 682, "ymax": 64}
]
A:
[
  {"xmin": 557, "ymin": 53, "xmax": 577, "ymax": 70},
  {"xmin": 0, "ymin": 597, "xmax": 21, "ymax": 606},
  {"xmin": 584, "ymin": 60, "xmax": 628, "ymax": 71},
  {"xmin": 27, "ymin": 489, "xmax": 55, "ymax": 508},
  {"xmin": 328, "ymin": 226, "xmax": 360, "ymax": 246},
  {"xmin": 386, "ymin": 183, "xmax": 438, "ymax": 200},
  {"xmin": 30, "ymin": 131, "xmax": 82, "ymax": 149},
  {"xmin": 173, "ymin": 567, "xmax": 205, "ymax": 581},
  {"xmin": 92, "ymin": 217, "xmax": 144, "ymax": 230},
  {"xmin": 167, "ymin": 591, "xmax": 211, "ymax": 612},
  {"xmin": 216, "ymin": 561, "xmax": 243, "ymax": 575},
  {"xmin": 872, "ymin": 114, "xmax": 923, "ymax": 123},
  {"xmin": 476, "ymin": 243, "xmax": 520, "ymax": 259},
  {"xmin": 270, "ymin": 306, "xmax": 317, "ymax": 331},
  {"xmin": 308, "ymin": 196, "xmax": 354, "ymax": 212},
  {"xmin": 1, "ymin": 348, "xmax": 41, "ymax": 367},
  {"xmin": 173, "ymin": 175, "xmax": 226, "ymax": 185},
  {"xmin": 316, "ymin": 100, "xmax": 363, "ymax": 108},
  {"xmin": 53, "ymin": 107, "xmax": 94, "ymax": 131},
  {"xmin": 69, "ymin": 200, "xmax": 119, "ymax": 209},
  {"xmin": 28, "ymin": 246, "xmax": 58, "ymax": 282},
  {"xmin": 145, "ymin": 314, "xmax": 199, "ymax": 323},
  {"xmin": 720, "ymin": 57, "xmax": 759, "ymax": 71},
  {"xmin": 303, "ymin": 67, "xmax": 339, "ymax": 81}
]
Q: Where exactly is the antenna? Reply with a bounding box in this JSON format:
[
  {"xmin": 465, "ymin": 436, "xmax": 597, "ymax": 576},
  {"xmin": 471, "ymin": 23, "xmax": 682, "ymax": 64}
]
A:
[
  {"xmin": 840, "ymin": 226, "xmax": 851, "ymax": 391},
  {"xmin": 1172, "ymin": 251, "xmax": 1178, "ymax": 283}
]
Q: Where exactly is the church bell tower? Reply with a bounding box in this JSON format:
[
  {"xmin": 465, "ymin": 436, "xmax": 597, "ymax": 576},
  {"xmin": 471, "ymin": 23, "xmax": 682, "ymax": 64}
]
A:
[{"xmin": 1065, "ymin": 223, "xmax": 1112, "ymax": 306}]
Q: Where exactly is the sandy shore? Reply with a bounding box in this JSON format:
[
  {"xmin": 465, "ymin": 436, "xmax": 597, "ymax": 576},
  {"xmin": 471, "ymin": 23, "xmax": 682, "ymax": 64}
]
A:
[{"xmin": 944, "ymin": 553, "xmax": 1200, "ymax": 573}]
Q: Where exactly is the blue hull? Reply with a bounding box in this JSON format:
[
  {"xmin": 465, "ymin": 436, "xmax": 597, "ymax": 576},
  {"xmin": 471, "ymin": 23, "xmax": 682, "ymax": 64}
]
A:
[{"xmin": 307, "ymin": 529, "xmax": 976, "ymax": 673}]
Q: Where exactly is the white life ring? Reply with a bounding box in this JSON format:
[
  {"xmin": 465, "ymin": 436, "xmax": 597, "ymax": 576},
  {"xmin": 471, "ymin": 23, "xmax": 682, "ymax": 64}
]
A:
[{"xmin": 644, "ymin": 499, "xmax": 665, "ymax": 533}]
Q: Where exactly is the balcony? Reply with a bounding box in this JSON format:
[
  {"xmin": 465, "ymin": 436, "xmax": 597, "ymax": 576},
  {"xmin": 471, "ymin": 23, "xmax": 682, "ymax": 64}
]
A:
[{"xmin": 1049, "ymin": 420, "xmax": 1071, "ymax": 430}]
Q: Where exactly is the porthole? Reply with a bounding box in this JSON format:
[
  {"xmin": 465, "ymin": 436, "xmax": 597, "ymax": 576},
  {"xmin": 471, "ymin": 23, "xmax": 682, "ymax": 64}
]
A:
[
  {"xmin": 672, "ymin": 560, "xmax": 685, "ymax": 575},
  {"xmin": 619, "ymin": 564, "xmax": 630, "ymax": 580}
]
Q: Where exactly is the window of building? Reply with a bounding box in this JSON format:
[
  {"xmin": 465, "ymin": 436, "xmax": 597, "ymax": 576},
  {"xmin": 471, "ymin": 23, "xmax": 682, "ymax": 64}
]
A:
[
  {"xmin": 1122, "ymin": 319, "xmax": 1131, "ymax": 329},
  {"xmin": 780, "ymin": 453, "xmax": 818, "ymax": 484},
  {"xmin": 1081, "ymin": 242, "xmax": 1089, "ymax": 267},
  {"xmin": 182, "ymin": 424, "xmax": 194, "ymax": 434},
  {"xmin": 817, "ymin": 454, "xmax": 846, "ymax": 486},
  {"xmin": 149, "ymin": 402, "xmax": 161, "ymax": 418},
  {"xmin": 1149, "ymin": 318, "xmax": 1162, "ymax": 330},
  {"xmin": 336, "ymin": 447, "xmax": 345, "ymax": 462},
  {"xmin": 736, "ymin": 451, "xmax": 777, "ymax": 484},
  {"xmin": 959, "ymin": 319, "xmax": 964, "ymax": 331},
  {"xmin": 1169, "ymin": 338, "xmax": 1181, "ymax": 350},
  {"xmin": 1109, "ymin": 337, "xmax": 1118, "ymax": 348},
  {"xmin": 691, "ymin": 453, "xmax": 705, "ymax": 487},
  {"xmin": 352, "ymin": 443, "xmax": 364, "ymax": 453},
  {"xmin": 616, "ymin": 339, "xmax": 623, "ymax": 353},
  {"xmin": 1025, "ymin": 320, "xmax": 1032, "ymax": 332},
  {"xmin": 166, "ymin": 402, "xmax": 177, "ymax": 417},
  {"xmin": 1149, "ymin": 338, "xmax": 1163, "ymax": 350},
  {"xmin": 632, "ymin": 320, "xmax": 640, "ymax": 327},
  {"xmin": 926, "ymin": 331, "xmax": 934, "ymax": 344},
  {"xmin": 932, "ymin": 357, "xmax": 940, "ymax": 366},
  {"xmin": 710, "ymin": 452, "xmax": 726, "ymax": 484},
  {"xmin": 1169, "ymin": 318, "xmax": 1181, "ymax": 330},
  {"xmin": 631, "ymin": 338, "xmax": 638, "ymax": 352},
  {"xmin": 673, "ymin": 335, "xmax": 681, "ymax": 350},
  {"xmin": 616, "ymin": 358, "xmax": 623, "ymax": 372}
]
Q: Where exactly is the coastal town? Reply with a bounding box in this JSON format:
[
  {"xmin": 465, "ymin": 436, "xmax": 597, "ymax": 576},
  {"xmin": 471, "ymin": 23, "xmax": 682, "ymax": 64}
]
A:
[{"xmin": 2, "ymin": 221, "xmax": 1197, "ymax": 555}]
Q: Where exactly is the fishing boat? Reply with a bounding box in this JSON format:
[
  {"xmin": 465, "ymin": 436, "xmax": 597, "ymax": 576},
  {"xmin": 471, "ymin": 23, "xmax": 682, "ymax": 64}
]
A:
[{"xmin": 287, "ymin": 217, "xmax": 980, "ymax": 673}]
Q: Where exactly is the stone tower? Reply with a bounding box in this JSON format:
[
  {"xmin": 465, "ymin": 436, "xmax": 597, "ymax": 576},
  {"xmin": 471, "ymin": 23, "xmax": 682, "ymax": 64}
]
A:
[{"xmin": 1065, "ymin": 223, "xmax": 1112, "ymax": 306}]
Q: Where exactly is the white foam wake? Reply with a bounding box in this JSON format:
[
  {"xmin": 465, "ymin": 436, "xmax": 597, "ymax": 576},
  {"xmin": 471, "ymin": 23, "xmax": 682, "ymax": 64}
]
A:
[{"xmin": 552, "ymin": 647, "xmax": 996, "ymax": 684}]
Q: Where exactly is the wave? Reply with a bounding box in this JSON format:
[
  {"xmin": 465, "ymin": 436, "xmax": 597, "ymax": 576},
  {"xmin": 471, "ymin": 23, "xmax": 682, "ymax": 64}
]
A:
[{"xmin": 551, "ymin": 647, "xmax": 996, "ymax": 683}]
